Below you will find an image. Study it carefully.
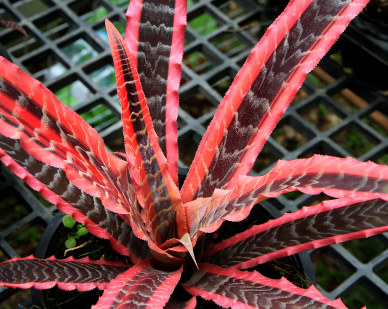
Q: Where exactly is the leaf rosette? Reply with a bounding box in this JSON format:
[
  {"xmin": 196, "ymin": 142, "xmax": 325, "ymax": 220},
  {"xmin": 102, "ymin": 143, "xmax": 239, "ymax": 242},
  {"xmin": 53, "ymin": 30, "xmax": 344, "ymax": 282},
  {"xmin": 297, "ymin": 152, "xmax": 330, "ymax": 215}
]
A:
[{"xmin": 1, "ymin": 0, "xmax": 386, "ymax": 308}]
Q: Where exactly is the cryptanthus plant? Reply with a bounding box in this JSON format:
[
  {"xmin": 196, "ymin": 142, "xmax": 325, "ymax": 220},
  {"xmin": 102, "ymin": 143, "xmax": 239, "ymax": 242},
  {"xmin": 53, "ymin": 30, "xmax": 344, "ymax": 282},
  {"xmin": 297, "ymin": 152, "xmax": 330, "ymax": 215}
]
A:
[{"xmin": 0, "ymin": 0, "xmax": 387, "ymax": 308}]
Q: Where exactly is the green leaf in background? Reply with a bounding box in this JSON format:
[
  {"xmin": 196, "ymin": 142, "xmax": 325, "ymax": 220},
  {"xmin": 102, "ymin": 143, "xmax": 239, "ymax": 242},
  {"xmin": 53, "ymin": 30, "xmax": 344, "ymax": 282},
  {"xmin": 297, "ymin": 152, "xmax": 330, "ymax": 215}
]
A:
[
  {"xmin": 318, "ymin": 103, "xmax": 328, "ymax": 119},
  {"xmin": 62, "ymin": 215, "xmax": 76, "ymax": 229},
  {"xmin": 188, "ymin": 12, "xmax": 218, "ymax": 36},
  {"xmin": 76, "ymin": 227, "xmax": 89, "ymax": 237},
  {"xmin": 65, "ymin": 238, "xmax": 77, "ymax": 249},
  {"xmin": 85, "ymin": 6, "xmax": 108, "ymax": 24},
  {"xmin": 80, "ymin": 104, "xmax": 118, "ymax": 131},
  {"xmin": 306, "ymin": 72, "xmax": 323, "ymax": 88}
]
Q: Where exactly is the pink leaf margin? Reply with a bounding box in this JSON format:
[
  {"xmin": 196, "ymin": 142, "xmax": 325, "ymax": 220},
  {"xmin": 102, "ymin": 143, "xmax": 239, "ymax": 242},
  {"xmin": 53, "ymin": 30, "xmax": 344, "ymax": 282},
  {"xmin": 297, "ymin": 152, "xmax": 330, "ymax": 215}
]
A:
[
  {"xmin": 223, "ymin": 0, "xmax": 370, "ymax": 189},
  {"xmin": 165, "ymin": 0, "xmax": 187, "ymax": 186},
  {"xmin": 0, "ymin": 255, "xmax": 131, "ymax": 291}
]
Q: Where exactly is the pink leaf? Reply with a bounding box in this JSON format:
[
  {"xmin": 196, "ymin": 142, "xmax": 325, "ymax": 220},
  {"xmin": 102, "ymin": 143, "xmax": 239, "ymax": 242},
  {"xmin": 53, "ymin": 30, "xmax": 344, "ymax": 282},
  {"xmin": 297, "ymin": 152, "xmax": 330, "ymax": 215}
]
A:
[
  {"xmin": 181, "ymin": 0, "xmax": 369, "ymax": 203},
  {"xmin": 203, "ymin": 197, "xmax": 388, "ymax": 269},
  {"xmin": 0, "ymin": 255, "xmax": 130, "ymax": 291},
  {"xmin": 0, "ymin": 57, "xmax": 135, "ymax": 216},
  {"xmin": 183, "ymin": 263, "xmax": 347, "ymax": 309},
  {"xmin": 93, "ymin": 258, "xmax": 182, "ymax": 309},
  {"xmin": 185, "ymin": 155, "xmax": 388, "ymax": 241},
  {"xmin": 0, "ymin": 135, "xmax": 150, "ymax": 263}
]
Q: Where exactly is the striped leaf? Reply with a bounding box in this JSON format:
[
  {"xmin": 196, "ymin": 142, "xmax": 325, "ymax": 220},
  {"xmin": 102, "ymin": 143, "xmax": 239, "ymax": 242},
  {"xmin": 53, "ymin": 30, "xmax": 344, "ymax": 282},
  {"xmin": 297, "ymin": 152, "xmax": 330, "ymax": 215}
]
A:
[
  {"xmin": 0, "ymin": 256, "xmax": 130, "ymax": 291},
  {"xmin": 93, "ymin": 258, "xmax": 182, "ymax": 309},
  {"xmin": 106, "ymin": 19, "xmax": 186, "ymax": 245},
  {"xmin": 0, "ymin": 133, "xmax": 186, "ymax": 267},
  {"xmin": 183, "ymin": 263, "xmax": 347, "ymax": 309},
  {"xmin": 203, "ymin": 197, "xmax": 388, "ymax": 269},
  {"xmin": 185, "ymin": 155, "xmax": 388, "ymax": 241},
  {"xmin": 0, "ymin": 19, "xmax": 28, "ymax": 39},
  {"xmin": 0, "ymin": 57, "xmax": 134, "ymax": 215},
  {"xmin": 181, "ymin": 0, "xmax": 369, "ymax": 203},
  {"xmin": 125, "ymin": 0, "xmax": 187, "ymax": 185},
  {"xmin": 0, "ymin": 135, "xmax": 151, "ymax": 263}
]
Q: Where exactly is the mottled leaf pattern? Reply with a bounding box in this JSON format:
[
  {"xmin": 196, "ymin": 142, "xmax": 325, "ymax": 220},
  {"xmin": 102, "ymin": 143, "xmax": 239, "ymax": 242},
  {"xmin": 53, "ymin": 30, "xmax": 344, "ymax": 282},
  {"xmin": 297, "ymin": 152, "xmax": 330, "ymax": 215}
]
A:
[
  {"xmin": 204, "ymin": 197, "xmax": 388, "ymax": 269},
  {"xmin": 0, "ymin": 135, "xmax": 151, "ymax": 263},
  {"xmin": 125, "ymin": 0, "xmax": 187, "ymax": 185},
  {"xmin": 185, "ymin": 155, "xmax": 388, "ymax": 240},
  {"xmin": 181, "ymin": 0, "xmax": 369, "ymax": 202},
  {"xmin": 0, "ymin": 132, "xmax": 185, "ymax": 273},
  {"xmin": 0, "ymin": 58, "xmax": 134, "ymax": 215},
  {"xmin": 93, "ymin": 258, "xmax": 182, "ymax": 309},
  {"xmin": 183, "ymin": 264, "xmax": 347, "ymax": 309},
  {"xmin": 0, "ymin": 19, "xmax": 28, "ymax": 39},
  {"xmin": 106, "ymin": 19, "xmax": 186, "ymax": 245},
  {"xmin": 0, "ymin": 256, "xmax": 130, "ymax": 291},
  {"xmin": 0, "ymin": 0, "xmax": 383, "ymax": 308}
]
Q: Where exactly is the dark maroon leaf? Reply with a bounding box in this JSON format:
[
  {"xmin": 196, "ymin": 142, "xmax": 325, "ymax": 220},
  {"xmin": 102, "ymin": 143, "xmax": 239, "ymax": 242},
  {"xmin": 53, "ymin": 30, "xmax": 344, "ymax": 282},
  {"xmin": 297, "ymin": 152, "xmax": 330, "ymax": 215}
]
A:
[
  {"xmin": 203, "ymin": 197, "xmax": 388, "ymax": 269},
  {"xmin": 0, "ymin": 19, "xmax": 28, "ymax": 39},
  {"xmin": 0, "ymin": 256, "xmax": 130, "ymax": 291}
]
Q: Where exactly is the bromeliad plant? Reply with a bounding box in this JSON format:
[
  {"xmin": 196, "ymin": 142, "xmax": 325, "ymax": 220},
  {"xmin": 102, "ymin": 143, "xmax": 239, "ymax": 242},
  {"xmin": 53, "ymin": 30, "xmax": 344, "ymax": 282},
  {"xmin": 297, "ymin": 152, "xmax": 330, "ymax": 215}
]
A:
[{"xmin": 1, "ymin": 0, "xmax": 388, "ymax": 308}]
